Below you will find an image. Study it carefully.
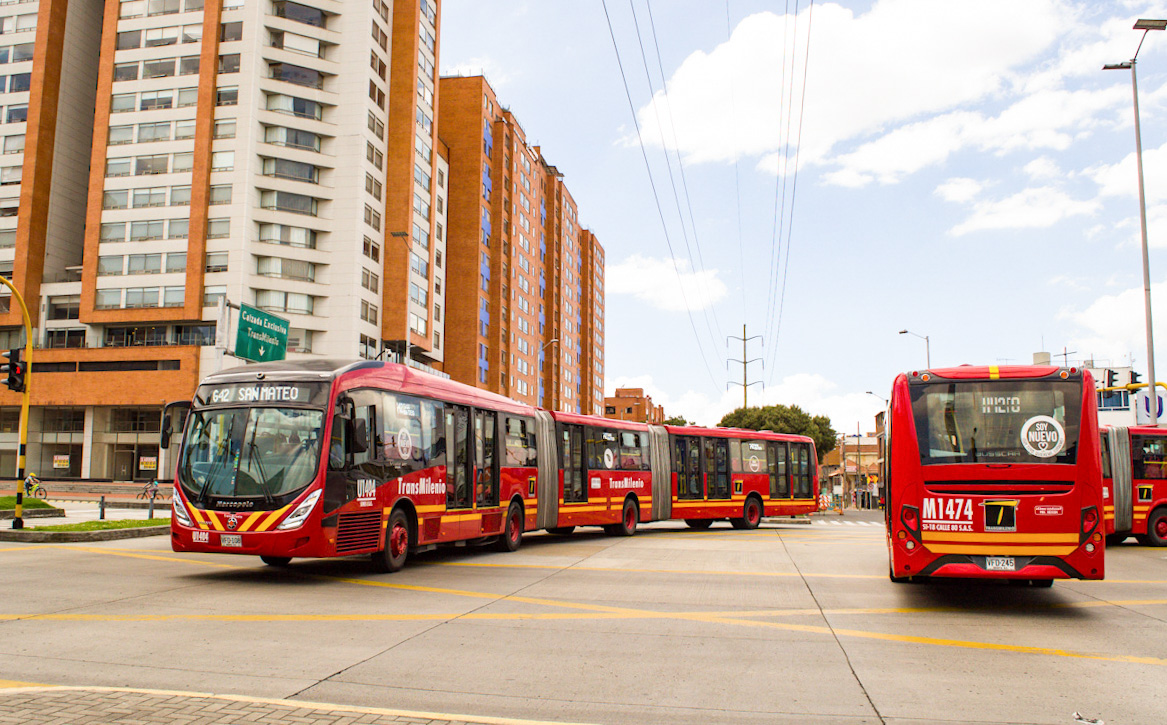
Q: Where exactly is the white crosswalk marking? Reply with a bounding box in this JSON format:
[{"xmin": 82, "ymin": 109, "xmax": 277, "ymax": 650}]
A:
[{"xmin": 811, "ymin": 519, "xmax": 884, "ymax": 527}]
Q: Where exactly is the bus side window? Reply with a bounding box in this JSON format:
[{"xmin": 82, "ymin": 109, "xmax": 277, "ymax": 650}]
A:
[{"xmin": 351, "ymin": 390, "xmax": 379, "ymax": 474}]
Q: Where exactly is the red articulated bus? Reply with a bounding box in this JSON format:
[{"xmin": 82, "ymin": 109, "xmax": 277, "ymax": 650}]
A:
[
  {"xmin": 665, "ymin": 425, "xmax": 818, "ymax": 529},
  {"xmin": 1100, "ymin": 425, "xmax": 1167, "ymax": 546},
  {"xmin": 884, "ymin": 365, "xmax": 1104, "ymax": 586},
  {"xmin": 166, "ymin": 360, "xmax": 819, "ymax": 572}
]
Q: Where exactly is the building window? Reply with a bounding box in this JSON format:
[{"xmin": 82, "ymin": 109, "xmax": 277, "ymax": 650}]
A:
[
  {"xmin": 219, "ymin": 20, "xmax": 242, "ymax": 41},
  {"xmin": 272, "ymin": 0, "xmax": 326, "ymax": 28}
]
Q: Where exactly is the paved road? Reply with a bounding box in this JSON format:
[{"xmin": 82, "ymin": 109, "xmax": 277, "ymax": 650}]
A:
[{"xmin": 1, "ymin": 510, "xmax": 1164, "ymax": 724}]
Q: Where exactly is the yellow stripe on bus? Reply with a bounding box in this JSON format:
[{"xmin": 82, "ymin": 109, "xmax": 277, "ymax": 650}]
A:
[
  {"xmin": 926, "ymin": 544, "xmax": 1077, "ymax": 556},
  {"xmin": 255, "ymin": 506, "xmax": 291, "ymax": 532},
  {"xmin": 442, "ymin": 513, "xmax": 482, "ymax": 523},
  {"xmin": 206, "ymin": 511, "xmax": 224, "ymax": 532},
  {"xmin": 238, "ymin": 512, "xmax": 265, "ymax": 532},
  {"xmin": 187, "ymin": 505, "xmax": 206, "ymax": 529},
  {"xmin": 922, "ymin": 532, "xmax": 1078, "ymax": 544},
  {"xmin": 989, "ymin": 365, "xmax": 1000, "ymax": 379},
  {"xmin": 415, "ymin": 505, "xmax": 445, "ymax": 514}
]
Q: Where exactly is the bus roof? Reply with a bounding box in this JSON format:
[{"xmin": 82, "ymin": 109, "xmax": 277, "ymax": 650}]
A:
[
  {"xmin": 907, "ymin": 365, "xmax": 1076, "ymax": 380},
  {"xmin": 200, "ymin": 359, "xmax": 537, "ymax": 416},
  {"xmin": 551, "ymin": 410, "xmax": 649, "ymax": 431},
  {"xmin": 664, "ymin": 424, "xmax": 813, "ymax": 443}
]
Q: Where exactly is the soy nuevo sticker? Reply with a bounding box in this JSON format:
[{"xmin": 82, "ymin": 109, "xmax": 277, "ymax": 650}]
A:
[{"xmin": 1020, "ymin": 415, "xmax": 1065, "ymax": 458}]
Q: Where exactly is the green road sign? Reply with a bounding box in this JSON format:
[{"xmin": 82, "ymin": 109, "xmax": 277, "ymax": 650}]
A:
[{"xmin": 234, "ymin": 303, "xmax": 288, "ymax": 362}]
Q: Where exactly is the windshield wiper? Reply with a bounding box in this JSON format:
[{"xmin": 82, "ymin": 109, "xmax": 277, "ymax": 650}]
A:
[
  {"xmin": 247, "ymin": 441, "xmax": 276, "ymax": 506},
  {"xmin": 196, "ymin": 446, "xmax": 230, "ymax": 505}
]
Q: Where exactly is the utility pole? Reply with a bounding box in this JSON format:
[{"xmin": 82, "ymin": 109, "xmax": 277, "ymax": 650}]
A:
[{"xmin": 727, "ymin": 324, "xmax": 763, "ymax": 408}]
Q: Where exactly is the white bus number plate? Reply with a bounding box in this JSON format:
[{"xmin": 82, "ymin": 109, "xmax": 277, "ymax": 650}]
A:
[
  {"xmin": 220, "ymin": 534, "xmax": 242, "ymax": 548},
  {"xmin": 985, "ymin": 556, "xmax": 1015, "ymax": 571}
]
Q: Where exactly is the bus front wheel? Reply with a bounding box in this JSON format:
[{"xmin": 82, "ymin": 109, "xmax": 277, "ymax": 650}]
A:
[
  {"xmin": 685, "ymin": 519, "xmax": 713, "ymax": 530},
  {"xmin": 260, "ymin": 555, "xmax": 291, "ymax": 567},
  {"xmin": 371, "ymin": 509, "xmax": 410, "ymax": 573}
]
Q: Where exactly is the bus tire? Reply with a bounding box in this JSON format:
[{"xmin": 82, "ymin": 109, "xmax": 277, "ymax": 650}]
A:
[
  {"xmin": 1147, "ymin": 508, "xmax": 1167, "ymax": 547},
  {"xmin": 371, "ymin": 508, "xmax": 410, "ymax": 573},
  {"xmin": 548, "ymin": 526, "xmax": 575, "ymax": 535},
  {"xmin": 260, "ymin": 555, "xmax": 291, "ymax": 567},
  {"xmin": 1105, "ymin": 533, "xmax": 1128, "ymax": 546},
  {"xmin": 685, "ymin": 518, "xmax": 713, "ymax": 530},
  {"xmin": 496, "ymin": 502, "xmax": 524, "ymax": 552},
  {"xmin": 889, "ymin": 569, "xmax": 910, "ymax": 584},
  {"xmin": 738, "ymin": 497, "xmax": 762, "ymax": 530},
  {"xmin": 606, "ymin": 498, "xmax": 638, "ymax": 537}
]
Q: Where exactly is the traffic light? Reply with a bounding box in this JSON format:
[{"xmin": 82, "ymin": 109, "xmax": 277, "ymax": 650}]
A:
[
  {"xmin": 1, "ymin": 348, "xmax": 25, "ymax": 393},
  {"xmin": 1132, "ymin": 370, "xmax": 1143, "ymax": 387},
  {"xmin": 1106, "ymin": 369, "xmax": 1117, "ymax": 388}
]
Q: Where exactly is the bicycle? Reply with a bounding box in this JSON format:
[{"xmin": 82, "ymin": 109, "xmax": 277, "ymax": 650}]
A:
[
  {"xmin": 137, "ymin": 479, "xmax": 167, "ymax": 501},
  {"xmin": 24, "ymin": 473, "xmax": 47, "ymax": 500}
]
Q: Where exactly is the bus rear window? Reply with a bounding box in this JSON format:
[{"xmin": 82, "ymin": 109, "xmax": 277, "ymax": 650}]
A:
[{"xmin": 910, "ymin": 380, "xmax": 1081, "ymax": 465}]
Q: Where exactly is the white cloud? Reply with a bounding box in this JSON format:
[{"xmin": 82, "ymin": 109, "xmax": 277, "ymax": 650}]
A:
[
  {"xmin": 1025, "ymin": 157, "xmax": 1062, "ymax": 179},
  {"xmin": 935, "ymin": 177, "xmax": 983, "ymax": 203},
  {"xmin": 441, "ymin": 56, "xmax": 512, "ymax": 88},
  {"xmin": 633, "ymin": 0, "xmax": 1069, "ymax": 168},
  {"xmin": 1065, "ymin": 278, "xmax": 1167, "ymax": 362},
  {"xmin": 950, "ymin": 186, "xmax": 1100, "ymax": 236},
  {"xmin": 606, "ymin": 254, "xmax": 727, "ymax": 312}
]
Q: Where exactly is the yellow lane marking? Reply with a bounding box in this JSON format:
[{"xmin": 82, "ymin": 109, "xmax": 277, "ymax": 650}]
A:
[
  {"xmin": 432, "ymin": 561, "xmax": 885, "ymax": 579},
  {"xmin": 321, "ymin": 576, "xmax": 649, "ymax": 615},
  {"xmin": 7, "ymin": 600, "xmax": 1165, "ymax": 624},
  {"xmin": 0, "ymin": 679, "xmax": 47, "ymax": 688},
  {"xmin": 63, "ymin": 547, "xmax": 244, "ymax": 569}
]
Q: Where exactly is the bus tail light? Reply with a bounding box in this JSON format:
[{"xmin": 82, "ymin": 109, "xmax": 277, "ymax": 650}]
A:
[
  {"xmin": 172, "ymin": 494, "xmax": 192, "ymax": 527},
  {"xmin": 1080, "ymin": 505, "xmax": 1099, "ymax": 543},
  {"xmin": 900, "ymin": 505, "xmax": 920, "ymax": 541},
  {"xmin": 276, "ymin": 490, "xmax": 321, "ymax": 531}
]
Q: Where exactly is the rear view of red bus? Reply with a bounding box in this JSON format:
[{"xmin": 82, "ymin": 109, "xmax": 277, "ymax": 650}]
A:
[{"xmin": 885, "ymin": 365, "xmax": 1104, "ymax": 585}]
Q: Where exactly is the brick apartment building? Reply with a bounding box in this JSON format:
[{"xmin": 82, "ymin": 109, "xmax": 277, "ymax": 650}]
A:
[
  {"xmin": 438, "ymin": 74, "xmax": 604, "ymax": 414},
  {"xmin": 604, "ymin": 387, "xmax": 663, "ymax": 424},
  {"xmin": 0, "ymin": 0, "xmax": 605, "ymax": 480}
]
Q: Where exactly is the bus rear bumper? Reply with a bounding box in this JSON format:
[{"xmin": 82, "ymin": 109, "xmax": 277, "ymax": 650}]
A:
[{"xmin": 917, "ymin": 554, "xmax": 1102, "ymax": 580}]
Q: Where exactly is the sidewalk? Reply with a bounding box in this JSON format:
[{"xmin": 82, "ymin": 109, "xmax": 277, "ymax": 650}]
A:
[
  {"xmin": 0, "ymin": 499, "xmax": 170, "ymax": 542},
  {"xmin": 0, "ymin": 686, "xmax": 588, "ymax": 725}
]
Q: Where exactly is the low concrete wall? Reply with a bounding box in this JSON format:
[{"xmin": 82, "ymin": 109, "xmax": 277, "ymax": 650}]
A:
[{"xmin": 0, "ymin": 525, "xmax": 169, "ymax": 543}]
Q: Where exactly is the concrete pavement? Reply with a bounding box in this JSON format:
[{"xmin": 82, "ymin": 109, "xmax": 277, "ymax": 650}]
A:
[{"xmin": 0, "ymin": 686, "xmax": 590, "ymax": 725}]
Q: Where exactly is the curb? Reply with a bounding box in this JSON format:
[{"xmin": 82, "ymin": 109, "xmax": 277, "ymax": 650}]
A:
[
  {"xmin": 762, "ymin": 516, "xmax": 812, "ymax": 526},
  {"xmin": 0, "ymin": 507, "xmax": 65, "ymax": 520},
  {"xmin": 0, "ymin": 525, "xmax": 170, "ymax": 543}
]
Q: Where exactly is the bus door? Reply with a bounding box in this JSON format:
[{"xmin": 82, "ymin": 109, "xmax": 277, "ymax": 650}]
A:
[
  {"xmin": 560, "ymin": 424, "xmax": 586, "ymax": 505},
  {"xmin": 769, "ymin": 441, "xmax": 790, "ymax": 499},
  {"xmin": 674, "ymin": 436, "xmax": 703, "ymax": 500},
  {"xmin": 445, "ymin": 405, "xmax": 472, "ymax": 538},
  {"xmin": 792, "ymin": 442, "xmax": 812, "ymax": 498},
  {"xmin": 704, "ymin": 438, "xmax": 731, "ymax": 499},
  {"xmin": 474, "ymin": 410, "xmax": 499, "ymax": 511}
]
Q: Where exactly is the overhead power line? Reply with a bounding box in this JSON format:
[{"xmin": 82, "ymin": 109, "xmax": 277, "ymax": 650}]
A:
[{"xmin": 601, "ymin": 0, "xmax": 723, "ymax": 393}]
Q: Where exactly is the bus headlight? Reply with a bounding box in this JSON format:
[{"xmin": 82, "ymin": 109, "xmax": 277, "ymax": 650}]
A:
[
  {"xmin": 172, "ymin": 495, "xmax": 192, "ymax": 527},
  {"xmin": 276, "ymin": 490, "xmax": 321, "ymax": 531}
]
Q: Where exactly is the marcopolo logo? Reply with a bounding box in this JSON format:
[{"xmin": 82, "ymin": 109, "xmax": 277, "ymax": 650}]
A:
[{"xmin": 1020, "ymin": 415, "xmax": 1065, "ymax": 458}]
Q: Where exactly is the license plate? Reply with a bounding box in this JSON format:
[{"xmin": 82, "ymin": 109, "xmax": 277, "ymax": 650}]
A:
[
  {"xmin": 220, "ymin": 533, "xmax": 242, "ymax": 548},
  {"xmin": 985, "ymin": 556, "xmax": 1015, "ymax": 571}
]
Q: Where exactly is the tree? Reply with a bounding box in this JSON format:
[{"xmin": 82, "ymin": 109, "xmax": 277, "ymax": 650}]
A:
[
  {"xmin": 718, "ymin": 404, "xmax": 837, "ymax": 463},
  {"xmin": 663, "ymin": 415, "xmax": 693, "ymax": 426}
]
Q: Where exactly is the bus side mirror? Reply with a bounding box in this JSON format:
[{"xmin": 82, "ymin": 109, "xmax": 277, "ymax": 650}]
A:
[{"xmin": 160, "ymin": 419, "xmax": 171, "ymax": 449}]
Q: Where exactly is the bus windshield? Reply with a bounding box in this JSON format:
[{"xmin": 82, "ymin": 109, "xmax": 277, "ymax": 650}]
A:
[
  {"xmin": 179, "ymin": 407, "xmax": 325, "ymax": 502},
  {"xmin": 910, "ymin": 380, "xmax": 1081, "ymax": 465}
]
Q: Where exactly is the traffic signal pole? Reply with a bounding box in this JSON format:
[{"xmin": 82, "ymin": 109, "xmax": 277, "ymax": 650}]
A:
[{"xmin": 0, "ymin": 276, "xmax": 32, "ymax": 529}]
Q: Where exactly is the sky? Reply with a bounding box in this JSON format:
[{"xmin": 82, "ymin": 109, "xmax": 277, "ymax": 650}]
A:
[{"xmin": 439, "ymin": 0, "xmax": 1167, "ymax": 436}]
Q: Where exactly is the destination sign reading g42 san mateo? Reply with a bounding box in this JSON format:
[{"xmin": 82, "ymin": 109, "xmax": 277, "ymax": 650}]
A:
[{"xmin": 235, "ymin": 303, "xmax": 289, "ymax": 363}]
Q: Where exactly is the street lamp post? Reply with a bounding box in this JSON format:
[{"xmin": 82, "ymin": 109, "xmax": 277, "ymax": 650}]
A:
[
  {"xmin": 1105, "ymin": 18, "xmax": 1167, "ymax": 425},
  {"xmin": 898, "ymin": 329, "xmax": 930, "ymax": 368}
]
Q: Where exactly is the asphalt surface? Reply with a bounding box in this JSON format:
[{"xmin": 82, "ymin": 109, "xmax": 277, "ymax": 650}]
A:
[{"xmin": 1, "ymin": 508, "xmax": 1164, "ymax": 725}]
